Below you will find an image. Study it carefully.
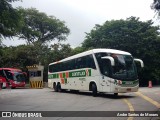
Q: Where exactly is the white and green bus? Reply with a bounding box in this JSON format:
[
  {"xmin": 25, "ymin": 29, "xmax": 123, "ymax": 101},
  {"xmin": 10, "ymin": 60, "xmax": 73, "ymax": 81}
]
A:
[{"xmin": 48, "ymin": 49, "xmax": 144, "ymax": 96}]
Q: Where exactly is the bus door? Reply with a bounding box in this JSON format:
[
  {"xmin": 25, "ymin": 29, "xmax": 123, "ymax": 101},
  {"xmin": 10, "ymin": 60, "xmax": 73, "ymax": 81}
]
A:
[
  {"xmin": 100, "ymin": 76, "xmax": 111, "ymax": 92},
  {"xmin": 0, "ymin": 69, "xmax": 10, "ymax": 88},
  {"xmin": 0, "ymin": 76, "xmax": 6, "ymax": 88},
  {"xmin": 99, "ymin": 59, "xmax": 111, "ymax": 92}
]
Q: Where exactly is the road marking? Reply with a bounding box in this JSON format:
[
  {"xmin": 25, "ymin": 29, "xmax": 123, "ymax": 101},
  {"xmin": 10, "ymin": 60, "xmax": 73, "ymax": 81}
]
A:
[
  {"xmin": 135, "ymin": 91, "xmax": 160, "ymax": 108},
  {"xmin": 123, "ymin": 99, "xmax": 134, "ymax": 120}
]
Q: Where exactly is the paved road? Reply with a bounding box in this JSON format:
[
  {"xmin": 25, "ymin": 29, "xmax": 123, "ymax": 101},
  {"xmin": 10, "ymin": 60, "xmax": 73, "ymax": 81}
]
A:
[{"xmin": 0, "ymin": 87, "xmax": 159, "ymax": 120}]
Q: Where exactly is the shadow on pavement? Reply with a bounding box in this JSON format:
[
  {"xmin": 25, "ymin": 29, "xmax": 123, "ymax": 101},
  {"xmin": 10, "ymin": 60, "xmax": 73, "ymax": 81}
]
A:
[{"xmin": 49, "ymin": 90, "xmax": 136, "ymax": 99}]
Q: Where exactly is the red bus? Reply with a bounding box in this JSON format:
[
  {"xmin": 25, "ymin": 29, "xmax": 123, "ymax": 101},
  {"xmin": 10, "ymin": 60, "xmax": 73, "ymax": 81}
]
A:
[{"xmin": 0, "ymin": 68, "xmax": 26, "ymax": 89}]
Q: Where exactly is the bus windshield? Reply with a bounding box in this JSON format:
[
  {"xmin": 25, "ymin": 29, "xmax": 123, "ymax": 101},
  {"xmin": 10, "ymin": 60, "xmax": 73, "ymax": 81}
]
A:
[
  {"xmin": 111, "ymin": 54, "xmax": 137, "ymax": 81},
  {"xmin": 13, "ymin": 72, "xmax": 26, "ymax": 82},
  {"xmin": 5, "ymin": 70, "xmax": 14, "ymax": 80}
]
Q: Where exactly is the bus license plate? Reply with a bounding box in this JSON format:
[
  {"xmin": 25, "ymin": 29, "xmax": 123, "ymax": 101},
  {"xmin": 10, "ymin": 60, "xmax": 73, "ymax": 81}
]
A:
[{"xmin": 127, "ymin": 88, "xmax": 131, "ymax": 92}]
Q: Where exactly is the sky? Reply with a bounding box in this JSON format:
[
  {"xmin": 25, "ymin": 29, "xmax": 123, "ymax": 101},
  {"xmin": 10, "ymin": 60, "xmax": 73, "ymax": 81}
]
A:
[{"xmin": 3, "ymin": 0, "xmax": 156, "ymax": 48}]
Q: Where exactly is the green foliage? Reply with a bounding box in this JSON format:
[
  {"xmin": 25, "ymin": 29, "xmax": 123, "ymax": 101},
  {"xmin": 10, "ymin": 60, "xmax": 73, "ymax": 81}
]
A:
[
  {"xmin": 151, "ymin": 0, "xmax": 160, "ymax": 12},
  {"xmin": 0, "ymin": 0, "xmax": 21, "ymax": 38},
  {"xmin": 150, "ymin": 0, "xmax": 160, "ymax": 18},
  {"xmin": 0, "ymin": 3, "xmax": 71, "ymax": 82},
  {"xmin": 71, "ymin": 46, "xmax": 86, "ymax": 55},
  {"xmin": 17, "ymin": 8, "xmax": 70, "ymax": 44},
  {"xmin": 49, "ymin": 43, "xmax": 73, "ymax": 62},
  {"xmin": 0, "ymin": 45, "xmax": 35, "ymax": 68},
  {"xmin": 0, "ymin": 43, "xmax": 75, "ymax": 81},
  {"xmin": 82, "ymin": 17, "xmax": 160, "ymax": 86}
]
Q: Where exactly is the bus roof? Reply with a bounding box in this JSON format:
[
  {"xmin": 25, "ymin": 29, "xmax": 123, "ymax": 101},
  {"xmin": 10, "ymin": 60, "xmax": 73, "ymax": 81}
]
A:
[
  {"xmin": 49, "ymin": 49, "xmax": 131, "ymax": 65},
  {"xmin": 0, "ymin": 68, "xmax": 22, "ymax": 72}
]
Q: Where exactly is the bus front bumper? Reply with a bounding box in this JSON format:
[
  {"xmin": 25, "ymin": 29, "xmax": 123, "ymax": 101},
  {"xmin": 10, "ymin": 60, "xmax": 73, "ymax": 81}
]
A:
[{"xmin": 114, "ymin": 85, "xmax": 139, "ymax": 93}]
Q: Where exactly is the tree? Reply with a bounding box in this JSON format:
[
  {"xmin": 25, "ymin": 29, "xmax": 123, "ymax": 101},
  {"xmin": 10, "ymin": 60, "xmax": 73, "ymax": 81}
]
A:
[
  {"xmin": 17, "ymin": 8, "xmax": 70, "ymax": 45},
  {"xmin": 0, "ymin": 0, "xmax": 21, "ymax": 38},
  {"xmin": 151, "ymin": 0, "xmax": 160, "ymax": 10},
  {"xmin": 82, "ymin": 17, "xmax": 160, "ymax": 86},
  {"xmin": 71, "ymin": 46, "xmax": 86, "ymax": 55},
  {"xmin": 150, "ymin": 0, "xmax": 160, "ymax": 17},
  {"xmin": 49, "ymin": 43, "xmax": 73, "ymax": 61},
  {"xmin": 0, "ymin": 43, "xmax": 75, "ymax": 81},
  {"xmin": 0, "ymin": 45, "xmax": 35, "ymax": 68}
]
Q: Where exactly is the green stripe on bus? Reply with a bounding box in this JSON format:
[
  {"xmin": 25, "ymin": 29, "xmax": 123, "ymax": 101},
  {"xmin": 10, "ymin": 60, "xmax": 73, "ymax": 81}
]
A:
[
  {"xmin": 63, "ymin": 73, "xmax": 66, "ymax": 78},
  {"xmin": 64, "ymin": 78, "xmax": 67, "ymax": 84},
  {"xmin": 48, "ymin": 69, "xmax": 92, "ymax": 79},
  {"xmin": 48, "ymin": 73, "xmax": 59, "ymax": 79}
]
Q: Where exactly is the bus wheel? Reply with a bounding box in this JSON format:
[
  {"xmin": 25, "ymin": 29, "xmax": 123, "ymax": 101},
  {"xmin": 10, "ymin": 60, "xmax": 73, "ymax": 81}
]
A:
[
  {"xmin": 0, "ymin": 83, "xmax": 3, "ymax": 89},
  {"xmin": 114, "ymin": 93, "xmax": 118, "ymax": 96},
  {"xmin": 92, "ymin": 83, "xmax": 97, "ymax": 97},
  {"xmin": 53, "ymin": 83, "xmax": 58, "ymax": 92},
  {"xmin": 57, "ymin": 83, "xmax": 62, "ymax": 92},
  {"xmin": 11, "ymin": 87, "xmax": 15, "ymax": 89}
]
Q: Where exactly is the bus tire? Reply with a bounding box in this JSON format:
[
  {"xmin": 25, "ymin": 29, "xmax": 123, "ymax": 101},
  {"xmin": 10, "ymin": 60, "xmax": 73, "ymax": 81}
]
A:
[
  {"xmin": 57, "ymin": 83, "xmax": 62, "ymax": 92},
  {"xmin": 0, "ymin": 83, "xmax": 2, "ymax": 89},
  {"xmin": 92, "ymin": 83, "xmax": 97, "ymax": 97},
  {"xmin": 53, "ymin": 83, "xmax": 58, "ymax": 92},
  {"xmin": 11, "ymin": 87, "xmax": 15, "ymax": 89}
]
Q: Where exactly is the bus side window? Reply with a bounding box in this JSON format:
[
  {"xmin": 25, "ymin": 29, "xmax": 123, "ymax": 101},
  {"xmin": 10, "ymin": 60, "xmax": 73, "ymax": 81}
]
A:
[
  {"xmin": 87, "ymin": 55, "xmax": 96, "ymax": 69},
  {"xmin": 53, "ymin": 64, "xmax": 56, "ymax": 72},
  {"xmin": 65, "ymin": 61, "xmax": 70, "ymax": 71},
  {"xmin": 63, "ymin": 61, "xmax": 68, "ymax": 71},
  {"xmin": 57, "ymin": 63, "xmax": 61, "ymax": 72},
  {"xmin": 75, "ymin": 55, "xmax": 96, "ymax": 69},
  {"xmin": 75, "ymin": 58, "xmax": 78, "ymax": 69},
  {"xmin": 75, "ymin": 57, "xmax": 81, "ymax": 69},
  {"xmin": 78, "ymin": 57, "xmax": 83, "ymax": 68},
  {"xmin": 73, "ymin": 59, "xmax": 76, "ymax": 70},
  {"xmin": 49, "ymin": 65, "xmax": 53, "ymax": 73}
]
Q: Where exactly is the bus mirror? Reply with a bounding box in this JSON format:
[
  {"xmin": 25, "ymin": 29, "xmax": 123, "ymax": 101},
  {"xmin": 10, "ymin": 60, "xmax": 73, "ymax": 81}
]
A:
[
  {"xmin": 134, "ymin": 59, "xmax": 144, "ymax": 68},
  {"xmin": 101, "ymin": 56, "xmax": 115, "ymax": 66}
]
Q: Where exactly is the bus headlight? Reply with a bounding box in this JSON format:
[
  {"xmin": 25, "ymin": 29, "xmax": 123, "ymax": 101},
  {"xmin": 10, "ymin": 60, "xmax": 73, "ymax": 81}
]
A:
[{"xmin": 117, "ymin": 80, "xmax": 122, "ymax": 85}]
